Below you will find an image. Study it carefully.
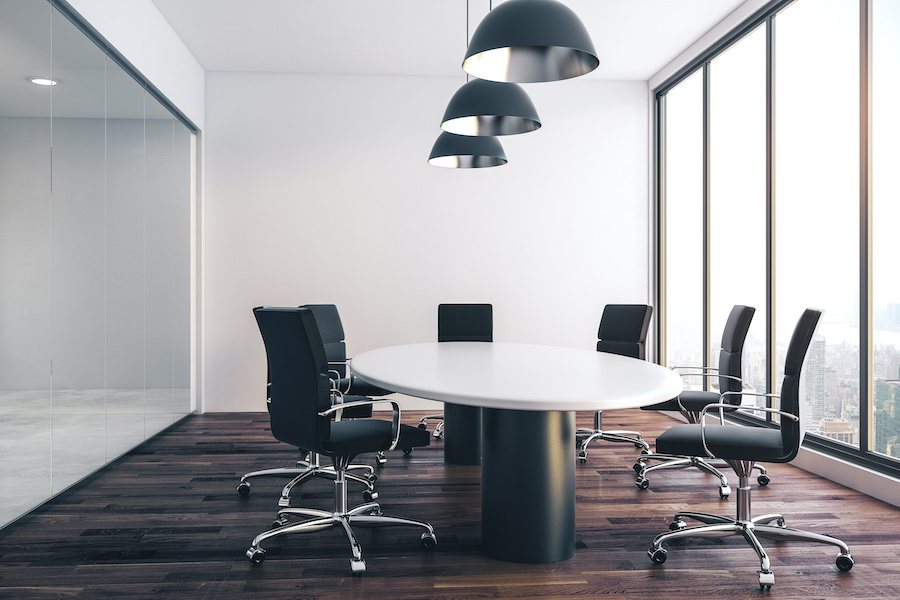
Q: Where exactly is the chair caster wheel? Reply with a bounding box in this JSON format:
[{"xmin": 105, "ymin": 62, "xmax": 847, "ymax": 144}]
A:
[
  {"xmin": 433, "ymin": 431, "xmax": 443, "ymax": 440},
  {"xmin": 648, "ymin": 547, "xmax": 667, "ymax": 564},
  {"xmin": 719, "ymin": 485, "xmax": 731, "ymax": 499},
  {"xmin": 758, "ymin": 570, "xmax": 774, "ymax": 589},
  {"xmin": 577, "ymin": 450, "xmax": 587, "ymax": 463},
  {"xmin": 365, "ymin": 472, "xmax": 378, "ymax": 483},
  {"xmin": 403, "ymin": 447, "xmax": 413, "ymax": 455},
  {"xmin": 421, "ymin": 532, "xmax": 438, "ymax": 548},
  {"xmin": 836, "ymin": 553, "xmax": 854, "ymax": 571},
  {"xmin": 367, "ymin": 506, "xmax": 383, "ymax": 516},
  {"xmin": 362, "ymin": 489, "xmax": 379, "ymax": 502},
  {"xmin": 350, "ymin": 558, "xmax": 366, "ymax": 573},
  {"xmin": 636, "ymin": 477, "xmax": 650, "ymax": 490},
  {"xmin": 247, "ymin": 547, "xmax": 266, "ymax": 564},
  {"xmin": 633, "ymin": 462, "xmax": 644, "ymax": 474},
  {"xmin": 758, "ymin": 473, "xmax": 771, "ymax": 486},
  {"xmin": 634, "ymin": 442, "xmax": 647, "ymax": 450},
  {"xmin": 417, "ymin": 422, "xmax": 427, "ymax": 429},
  {"xmin": 236, "ymin": 481, "xmax": 251, "ymax": 495},
  {"xmin": 272, "ymin": 515, "xmax": 290, "ymax": 528},
  {"xmin": 669, "ymin": 519, "xmax": 686, "ymax": 531},
  {"xmin": 376, "ymin": 452, "xmax": 387, "ymax": 466}
]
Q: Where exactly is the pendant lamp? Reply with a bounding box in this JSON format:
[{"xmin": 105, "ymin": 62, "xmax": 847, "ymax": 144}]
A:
[
  {"xmin": 463, "ymin": 0, "xmax": 599, "ymax": 83},
  {"xmin": 427, "ymin": 132, "xmax": 507, "ymax": 168},
  {"xmin": 440, "ymin": 78, "xmax": 541, "ymax": 136}
]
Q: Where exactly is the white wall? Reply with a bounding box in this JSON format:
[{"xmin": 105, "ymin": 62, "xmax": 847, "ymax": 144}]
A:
[{"xmin": 203, "ymin": 73, "xmax": 651, "ymax": 412}]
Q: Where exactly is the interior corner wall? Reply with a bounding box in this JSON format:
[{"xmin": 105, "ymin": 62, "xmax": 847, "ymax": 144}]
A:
[
  {"xmin": 203, "ymin": 72, "xmax": 651, "ymax": 412},
  {"xmin": 65, "ymin": 0, "xmax": 205, "ymax": 131}
]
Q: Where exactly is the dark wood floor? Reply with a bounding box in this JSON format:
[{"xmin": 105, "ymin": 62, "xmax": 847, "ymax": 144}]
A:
[{"xmin": 1, "ymin": 409, "xmax": 899, "ymax": 599}]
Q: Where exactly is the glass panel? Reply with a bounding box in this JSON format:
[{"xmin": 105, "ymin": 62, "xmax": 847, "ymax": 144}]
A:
[
  {"xmin": 663, "ymin": 70, "xmax": 705, "ymax": 378},
  {"xmin": 173, "ymin": 126, "xmax": 193, "ymax": 419},
  {"xmin": 144, "ymin": 95, "xmax": 177, "ymax": 434},
  {"xmin": 0, "ymin": 0, "xmax": 52, "ymax": 527},
  {"xmin": 872, "ymin": 0, "xmax": 900, "ymax": 459},
  {"xmin": 709, "ymin": 25, "xmax": 768, "ymax": 397},
  {"xmin": 0, "ymin": 0, "xmax": 194, "ymax": 529},
  {"xmin": 105, "ymin": 58, "xmax": 147, "ymax": 458},
  {"xmin": 49, "ymin": 7, "xmax": 108, "ymax": 494},
  {"xmin": 775, "ymin": 0, "xmax": 859, "ymax": 442}
]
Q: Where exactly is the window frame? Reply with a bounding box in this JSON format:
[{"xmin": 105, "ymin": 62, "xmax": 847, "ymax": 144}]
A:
[{"xmin": 653, "ymin": 0, "xmax": 900, "ymax": 479}]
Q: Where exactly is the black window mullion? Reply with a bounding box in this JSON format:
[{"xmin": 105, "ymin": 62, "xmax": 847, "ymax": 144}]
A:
[{"xmin": 859, "ymin": 0, "xmax": 873, "ymax": 453}]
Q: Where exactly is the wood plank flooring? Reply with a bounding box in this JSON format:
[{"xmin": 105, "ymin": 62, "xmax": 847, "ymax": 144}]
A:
[{"xmin": 1, "ymin": 409, "xmax": 899, "ymax": 599}]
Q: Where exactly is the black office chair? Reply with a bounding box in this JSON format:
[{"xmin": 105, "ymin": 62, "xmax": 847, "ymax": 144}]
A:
[
  {"xmin": 634, "ymin": 305, "xmax": 757, "ymax": 497},
  {"xmin": 246, "ymin": 306, "xmax": 436, "ymax": 572},
  {"xmin": 417, "ymin": 303, "xmax": 493, "ymax": 442},
  {"xmin": 576, "ymin": 304, "xmax": 653, "ymax": 462},
  {"xmin": 307, "ymin": 304, "xmax": 393, "ymax": 399},
  {"xmin": 647, "ymin": 309, "xmax": 853, "ymax": 590},
  {"xmin": 236, "ymin": 304, "xmax": 381, "ymax": 506}
]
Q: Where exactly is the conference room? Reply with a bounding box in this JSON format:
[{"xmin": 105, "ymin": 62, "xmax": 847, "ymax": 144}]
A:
[{"xmin": 1, "ymin": 0, "xmax": 899, "ymax": 598}]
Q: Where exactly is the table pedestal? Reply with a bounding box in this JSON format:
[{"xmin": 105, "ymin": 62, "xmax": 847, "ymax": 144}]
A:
[
  {"xmin": 481, "ymin": 408, "xmax": 575, "ymax": 563},
  {"xmin": 444, "ymin": 403, "xmax": 482, "ymax": 465}
]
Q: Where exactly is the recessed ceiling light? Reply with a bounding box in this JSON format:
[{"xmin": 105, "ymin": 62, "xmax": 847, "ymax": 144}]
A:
[{"xmin": 29, "ymin": 76, "xmax": 58, "ymax": 86}]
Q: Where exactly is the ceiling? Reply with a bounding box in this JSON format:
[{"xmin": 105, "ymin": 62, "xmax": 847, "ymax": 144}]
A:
[
  {"xmin": 0, "ymin": 0, "xmax": 749, "ymax": 120},
  {"xmin": 149, "ymin": 0, "xmax": 749, "ymax": 81}
]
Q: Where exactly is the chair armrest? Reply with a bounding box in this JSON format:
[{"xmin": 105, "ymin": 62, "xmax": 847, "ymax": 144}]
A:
[
  {"xmin": 670, "ymin": 365, "xmax": 720, "ymax": 373},
  {"xmin": 320, "ymin": 399, "xmax": 402, "ymax": 451},
  {"xmin": 672, "ymin": 372, "xmax": 751, "ymax": 412},
  {"xmin": 327, "ymin": 361, "xmax": 351, "ymax": 393},
  {"xmin": 697, "ymin": 398, "xmax": 799, "ymax": 458}
]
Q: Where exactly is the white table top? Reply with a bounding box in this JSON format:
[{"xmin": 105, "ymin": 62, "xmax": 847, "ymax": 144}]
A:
[{"xmin": 350, "ymin": 342, "xmax": 683, "ymax": 412}]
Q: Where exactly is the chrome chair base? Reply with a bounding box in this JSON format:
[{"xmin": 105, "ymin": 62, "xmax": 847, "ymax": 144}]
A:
[
  {"xmin": 633, "ymin": 452, "xmax": 732, "ymax": 497},
  {"xmin": 634, "ymin": 451, "xmax": 769, "ymax": 496},
  {"xmin": 648, "ymin": 465, "xmax": 853, "ymax": 589},
  {"xmin": 246, "ymin": 460, "xmax": 437, "ymax": 572},
  {"xmin": 576, "ymin": 410, "xmax": 649, "ymax": 462},
  {"xmin": 418, "ymin": 413, "xmax": 444, "ymax": 439},
  {"xmin": 237, "ymin": 452, "xmax": 377, "ymax": 506}
]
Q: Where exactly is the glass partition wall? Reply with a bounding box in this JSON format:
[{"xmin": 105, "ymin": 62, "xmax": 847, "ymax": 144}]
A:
[
  {"xmin": 656, "ymin": 0, "xmax": 900, "ymax": 477},
  {"xmin": 0, "ymin": 0, "xmax": 195, "ymax": 528}
]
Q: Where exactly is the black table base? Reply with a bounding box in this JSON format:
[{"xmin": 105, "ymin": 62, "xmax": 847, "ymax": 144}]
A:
[
  {"xmin": 481, "ymin": 408, "xmax": 576, "ymax": 563},
  {"xmin": 443, "ymin": 403, "xmax": 483, "ymax": 465}
]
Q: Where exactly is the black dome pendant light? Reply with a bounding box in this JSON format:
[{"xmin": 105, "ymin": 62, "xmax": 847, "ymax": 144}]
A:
[
  {"xmin": 463, "ymin": 0, "xmax": 599, "ymax": 83},
  {"xmin": 440, "ymin": 78, "xmax": 540, "ymax": 136},
  {"xmin": 427, "ymin": 132, "xmax": 508, "ymax": 168}
]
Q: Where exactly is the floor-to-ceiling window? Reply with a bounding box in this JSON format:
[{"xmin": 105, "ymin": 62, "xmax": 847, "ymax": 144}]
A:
[
  {"xmin": 872, "ymin": 0, "xmax": 900, "ymax": 459},
  {"xmin": 656, "ymin": 0, "xmax": 899, "ymax": 476}
]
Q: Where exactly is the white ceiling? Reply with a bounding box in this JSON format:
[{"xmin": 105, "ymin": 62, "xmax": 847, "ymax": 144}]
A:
[{"xmin": 149, "ymin": 0, "xmax": 749, "ymax": 81}]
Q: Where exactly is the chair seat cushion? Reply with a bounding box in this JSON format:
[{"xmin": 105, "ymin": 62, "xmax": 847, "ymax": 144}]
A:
[
  {"xmin": 642, "ymin": 390, "xmax": 733, "ymax": 414},
  {"xmin": 339, "ymin": 376, "xmax": 392, "ymax": 397},
  {"xmin": 324, "ymin": 420, "xmax": 430, "ymax": 456},
  {"xmin": 655, "ymin": 423, "xmax": 787, "ymax": 462}
]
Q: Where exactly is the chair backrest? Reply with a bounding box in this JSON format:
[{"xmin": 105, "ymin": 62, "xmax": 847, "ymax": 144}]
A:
[
  {"xmin": 596, "ymin": 304, "xmax": 652, "ymax": 359},
  {"xmin": 438, "ymin": 303, "xmax": 493, "ymax": 342},
  {"xmin": 778, "ymin": 308, "xmax": 823, "ymax": 461},
  {"xmin": 304, "ymin": 304, "xmax": 347, "ymax": 377},
  {"xmin": 254, "ymin": 306, "xmax": 332, "ymax": 452},
  {"xmin": 716, "ymin": 305, "xmax": 756, "ymax": 404}
]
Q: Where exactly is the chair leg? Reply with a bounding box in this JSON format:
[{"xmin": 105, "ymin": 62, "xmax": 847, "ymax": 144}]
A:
[
  {"xmin": 237, "ymin": 452, "xmax": 377, "ymax": 506},
  {"xmin": 647, "ymin": 470, "xmax": 853, "ymax": 589},
  {"xmin": 418, "ymin": 413, "xmax": 445, "ymax": 439},
  {"xmin": 245, "ymin": 458, "xmax": 437, "ymax": 571},
  {"xmin": 634, "ymin": 452, "xmax": 730, "ymax": 497},
  {"xmin": 576, "ymin": 411, "xmax": 649, "ymax": 462}
]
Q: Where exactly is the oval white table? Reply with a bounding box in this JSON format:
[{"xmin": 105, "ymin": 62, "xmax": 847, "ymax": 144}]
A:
[{"xmin": 350, "ymin": 342, "xmax": 683, "ymax": 564}]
